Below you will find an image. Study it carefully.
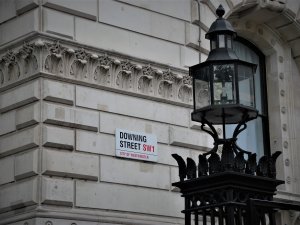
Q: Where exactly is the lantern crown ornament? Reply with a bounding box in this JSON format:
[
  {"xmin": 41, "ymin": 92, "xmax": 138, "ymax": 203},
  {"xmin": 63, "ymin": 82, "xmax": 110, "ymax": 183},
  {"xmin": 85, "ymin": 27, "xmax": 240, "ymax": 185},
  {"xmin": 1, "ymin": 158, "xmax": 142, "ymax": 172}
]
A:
[
  {"xmin": 206, "ymin": 4, "xmax": 235, "ymax": 39},
  {"xmin": 206, "ymin": 4, "xmax": 237, "ymax": 62}
]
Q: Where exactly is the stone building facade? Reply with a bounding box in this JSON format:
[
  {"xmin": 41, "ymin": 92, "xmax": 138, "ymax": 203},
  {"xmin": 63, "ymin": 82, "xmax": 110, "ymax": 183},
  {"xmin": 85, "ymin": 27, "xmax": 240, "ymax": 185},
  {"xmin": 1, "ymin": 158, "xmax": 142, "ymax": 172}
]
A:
[{"xmin": 0, "ymin": 0, "xmax": 300, "ymax": 224}]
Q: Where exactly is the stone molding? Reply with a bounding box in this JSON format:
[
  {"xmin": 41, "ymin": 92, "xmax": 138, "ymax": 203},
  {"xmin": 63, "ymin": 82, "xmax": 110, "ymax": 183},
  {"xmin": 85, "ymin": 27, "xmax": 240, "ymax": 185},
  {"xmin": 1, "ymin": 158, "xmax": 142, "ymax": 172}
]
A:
[
  {"xmin": 0, "ymin": 37, "xmax": 193, "ymax": 106},
  {"xmin": 0, "ymin": 205, "xmax": 184, "ymax": 225}
]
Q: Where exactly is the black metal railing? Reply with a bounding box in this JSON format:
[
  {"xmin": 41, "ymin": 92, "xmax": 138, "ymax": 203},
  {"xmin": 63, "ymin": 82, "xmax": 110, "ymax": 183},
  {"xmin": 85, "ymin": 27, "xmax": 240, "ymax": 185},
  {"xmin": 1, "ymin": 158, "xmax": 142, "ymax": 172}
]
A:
[
  {"xmin": 179, "ymin": 196, "xmax": 300, "ymax": 225},
  {"xmin": 248, "ymin": 199, "xmax": 300, "ymax": 225}
]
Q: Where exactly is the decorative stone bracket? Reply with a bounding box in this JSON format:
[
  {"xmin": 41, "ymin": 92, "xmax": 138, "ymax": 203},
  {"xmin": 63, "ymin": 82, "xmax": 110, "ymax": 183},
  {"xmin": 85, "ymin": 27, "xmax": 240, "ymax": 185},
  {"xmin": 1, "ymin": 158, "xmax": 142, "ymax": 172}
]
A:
[
  {"xmin": 0, "ymin": 38, "xmax": 193, "ymax": 105},
  {"xmin": 260, "ymin": 0, "xmax": 286, "ymax": 12}
]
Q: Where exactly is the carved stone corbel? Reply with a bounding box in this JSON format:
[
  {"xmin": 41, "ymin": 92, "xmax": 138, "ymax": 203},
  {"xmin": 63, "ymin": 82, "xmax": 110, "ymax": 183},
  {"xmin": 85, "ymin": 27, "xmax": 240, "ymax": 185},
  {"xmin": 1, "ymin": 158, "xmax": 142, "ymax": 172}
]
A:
[
  {"xmin": 60, "ymin": 48, "xmax": 75, "ymax": 77},
  {"xmin": 70, "ymin": 48, "xmax": 89, "ymax": 80},
  {"xmin": 18, "ymin": 42, "xmax": 38, "ymax": 76},
  {"xmin": 44, "ymin": 41, "xmax": 64, "ymax": 75},
  {"xmin": 93, "ymin": 54, "xmax": 113, "ymax": 85},
  {"xmin": 0, "ymin": 50, "xmax": 20, "ymax": 83},
  {"xmin": 115, "ymin": 60, "xmax": 135, "ymax": 90},
  {"xmin": 157, "ymin": 69, "xmax": 177, "ymax": 99},
  {"xmin": 178, "ymin": 75, "xmax": 193, "ymax": 103},
  {"xmin": 137, "ymin": 65, "xmax": 156, "ymax": 94}
]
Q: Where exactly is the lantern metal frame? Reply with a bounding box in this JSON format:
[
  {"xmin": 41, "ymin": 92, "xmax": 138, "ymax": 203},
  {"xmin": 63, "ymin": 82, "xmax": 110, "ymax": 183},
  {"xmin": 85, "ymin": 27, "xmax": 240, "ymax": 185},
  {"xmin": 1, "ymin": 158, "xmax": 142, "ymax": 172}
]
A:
[
  {"xmin": 190, "ymin": 4, "xmax": 258, "ymax": 120},
  {"xmin": 189, "ymin": 4, "xmax": 258, "ymax": 156},
  {"xmin": 191, "ymin": 59, "xmax": 258, "ymax": 117}
]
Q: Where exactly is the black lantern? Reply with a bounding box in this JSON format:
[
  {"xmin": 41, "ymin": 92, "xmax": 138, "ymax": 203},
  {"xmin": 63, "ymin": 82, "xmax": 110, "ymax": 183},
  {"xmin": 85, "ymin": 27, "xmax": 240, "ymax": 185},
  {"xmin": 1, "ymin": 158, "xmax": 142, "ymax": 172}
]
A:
[
  {"xmin": 190, "ymin": 5, "xmax": 258, "ymax": 125},
  {"xmin": 171, "ymin": 5, "xmax": 300, "ymax": 225}
]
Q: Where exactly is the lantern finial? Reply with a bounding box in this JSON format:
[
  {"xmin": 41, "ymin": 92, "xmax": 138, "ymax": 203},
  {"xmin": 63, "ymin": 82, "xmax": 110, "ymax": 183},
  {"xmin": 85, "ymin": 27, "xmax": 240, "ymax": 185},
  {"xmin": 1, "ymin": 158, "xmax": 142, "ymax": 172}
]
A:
[{"xmin": 216, "ymin": 5, "xmax": 225, "ymax": 18}]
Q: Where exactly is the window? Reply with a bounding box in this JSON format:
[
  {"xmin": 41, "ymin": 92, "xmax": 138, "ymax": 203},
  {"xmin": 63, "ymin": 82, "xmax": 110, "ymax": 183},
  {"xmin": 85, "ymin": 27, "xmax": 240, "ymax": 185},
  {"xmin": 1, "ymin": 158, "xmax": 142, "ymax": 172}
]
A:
[{"xmin": 226, "ymin": 37, "xmax": 270, "ymax": 158}]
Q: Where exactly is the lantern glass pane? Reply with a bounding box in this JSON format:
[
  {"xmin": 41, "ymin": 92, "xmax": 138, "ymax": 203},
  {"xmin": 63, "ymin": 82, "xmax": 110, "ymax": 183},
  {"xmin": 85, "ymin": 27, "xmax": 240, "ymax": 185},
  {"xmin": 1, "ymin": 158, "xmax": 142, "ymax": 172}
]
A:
[
  {"xmin": 219, "ymin": 35, "xmax": 225, "ymax": 48},
  {"xmin": 227, "ymin": 36, "xmax": 232, "ymax": 48},
  {"xmin": 234, "ymin": 40, "xmax": 261, "ymax": 112},
  {"xmin": 194, "ymin": 66, "xmax": 210, "ymax": 109},
  {"xmin": 238, "ymin": 64, "xmax": 255, "ymax": 107},
  {"xmin": 213, "ymin": 64, "xmax": 235, "ymax": 104},
  {"xmin": 211, "ymin": 40, "xmax": 216, "ymax": 50}
]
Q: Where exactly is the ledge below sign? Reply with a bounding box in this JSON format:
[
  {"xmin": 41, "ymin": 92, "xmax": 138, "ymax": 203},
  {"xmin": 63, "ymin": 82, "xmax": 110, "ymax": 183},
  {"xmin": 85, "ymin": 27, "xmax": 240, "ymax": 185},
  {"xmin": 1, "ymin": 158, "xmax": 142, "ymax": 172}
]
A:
[{"xmin": 115, "ymin": 128, "xmax": 158, "ymax": 162}]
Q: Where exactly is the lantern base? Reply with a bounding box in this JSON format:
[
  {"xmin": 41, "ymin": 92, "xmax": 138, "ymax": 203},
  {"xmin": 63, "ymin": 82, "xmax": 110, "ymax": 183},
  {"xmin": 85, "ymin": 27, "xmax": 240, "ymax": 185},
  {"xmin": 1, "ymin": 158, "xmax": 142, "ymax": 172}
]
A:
[
  {"xmin": 191, "ymin": 104, "xmax": 258, "ymax": 125},
  {"xmin": 172, "ymin": 171, "xmax": 284, "ymax": 225}
]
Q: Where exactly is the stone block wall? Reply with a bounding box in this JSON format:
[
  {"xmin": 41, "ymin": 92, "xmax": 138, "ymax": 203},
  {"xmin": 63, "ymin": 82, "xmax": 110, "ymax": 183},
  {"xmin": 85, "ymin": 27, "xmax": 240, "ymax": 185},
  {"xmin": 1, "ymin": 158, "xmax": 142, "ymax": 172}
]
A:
[
  {"xmin": 0, "ymin": 75, "xmax": 213, "ymax": 224},
  {"xmin": 0, "ymin": 80, "xmax": 40, "ymax": 218},
  {"xmin": 0, "ymin": 34, "xmax": 214, "ymax": 223}
]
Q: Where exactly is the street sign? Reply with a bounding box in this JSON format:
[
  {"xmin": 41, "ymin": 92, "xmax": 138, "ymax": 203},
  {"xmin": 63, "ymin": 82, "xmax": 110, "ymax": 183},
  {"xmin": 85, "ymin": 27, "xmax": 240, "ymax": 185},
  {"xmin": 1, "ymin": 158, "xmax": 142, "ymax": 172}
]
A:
[{"xmin": 115, "ymin": 128, "xmax": 158, "ymax": 162}]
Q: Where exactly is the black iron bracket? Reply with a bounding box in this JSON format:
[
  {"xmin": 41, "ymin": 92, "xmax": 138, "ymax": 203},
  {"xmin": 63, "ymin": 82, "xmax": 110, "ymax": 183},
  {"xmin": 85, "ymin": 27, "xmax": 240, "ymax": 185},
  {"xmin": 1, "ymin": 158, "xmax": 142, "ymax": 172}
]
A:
[{"xmin": 200, "ymin": 111, "xmax": 252, "ymax": 158}]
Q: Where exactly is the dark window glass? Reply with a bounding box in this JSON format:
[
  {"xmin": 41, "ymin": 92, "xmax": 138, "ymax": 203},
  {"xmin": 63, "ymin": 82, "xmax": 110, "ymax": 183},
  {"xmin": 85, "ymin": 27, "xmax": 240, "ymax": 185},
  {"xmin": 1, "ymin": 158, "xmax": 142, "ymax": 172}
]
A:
[{"xmin": 226, "ymin": 37, "xmax": 269, "ymax": 158}]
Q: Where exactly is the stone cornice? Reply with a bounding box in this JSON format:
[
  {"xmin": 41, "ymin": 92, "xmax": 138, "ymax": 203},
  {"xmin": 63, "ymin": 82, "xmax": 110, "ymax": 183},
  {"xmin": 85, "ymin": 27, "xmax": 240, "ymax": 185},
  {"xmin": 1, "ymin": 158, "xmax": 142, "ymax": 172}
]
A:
[{"xmin": 0, "ymin": 35, "xmax": 193, "ymax": 107}]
